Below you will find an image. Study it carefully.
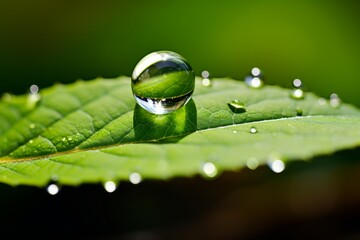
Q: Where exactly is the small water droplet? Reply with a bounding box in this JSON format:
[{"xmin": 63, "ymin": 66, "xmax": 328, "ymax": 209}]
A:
[
  {"xmin": 249, "ymin": 127, "xmax": 257, "ymax": 134},
  {"xmin": 131, "ymin": 51, "xmax": 195, "ymax": 115},
  {"xmin": 290, "ymin": 79, "xmax": 305, "ymax": 99},
  {"xmin": 202, "ymin": 162, "xmax": 218, "ymax": 178},
  {"xmin": 329, "ymin": 93, "xmax": 341, "ymax": 108},
  {"xmin": 202, "ymin": 78, "xmax": 211, "ymax": 87},
  {"xmin": 201, "ymin": 70, "xmax": 210, "ymax": 78},
  {"xmin": 245, "ymin": 67, "xmax": 264, "ymax": 88},
  {"xmin": 29, "ymin": 84, "xmax": 39, "ymax": 94},
  {"xmin": 104, "ymin": 181, "xmax": 117, "ymax": 193},
  {"xmin": 47, "ymin": 183, "xmax": 60, "ymax": 195},
  {"xmin": 268, "ymin": 158, "xmax": 285, "ymax": 173},
  {"xmin": 129, "ymin": 172, "xmax": 142, "ymax": 184},
  {"xmin": 318, "ymin": 98, "xmax": 326, "ymax": 105},
  {"xmin": 246, "ymin": 157, "xmax": 259, "ymax": 170},
  {"xmin": 228, "ymin": 100, "xmax": 246, "ymax": 113}
]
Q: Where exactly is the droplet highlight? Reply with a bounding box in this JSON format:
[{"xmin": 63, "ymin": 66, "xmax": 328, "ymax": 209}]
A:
[
  {"xmin": 249, "ymin": 127, "xmax": 257, "ymax": 134},
  {"xmin": 131, "ymin": 51, "xmax": 195, "ymax": 115},
  {"xmin": 47, "ymin": 183, "xmax": 60, "ymax": 195},
  {"xmin": 268, "ymin": 159, "xmax": 285, "ymax": 173},
  {"xmin": 202, "ymin": 162, "xmax": 218, "ymax": 178},
  {"xmin": 245, "ymin": 67, "xmax": 264, "ymax": 88},
  {"xmin": 228, "ymin": 100, "xmax": 246, "ymax": 113},
  {"xmin": 104, "ymin": 181, "xmax": 117, "ymax": 193},
  {"xmin": 29, "ymin": 84, "xmax": 39, "ymax": 94},
  {"xmin": 329, "ymin": 93, "xmax": 341, "ymax": 108},
  {"xmin": 129, "ymin": 172, "xmax": 142, "ymax": 184}
]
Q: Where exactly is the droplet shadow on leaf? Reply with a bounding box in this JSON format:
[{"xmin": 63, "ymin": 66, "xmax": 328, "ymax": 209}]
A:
[{"xmin": 133, "ymin": 99, "xmax": 197, "ymax": 143}]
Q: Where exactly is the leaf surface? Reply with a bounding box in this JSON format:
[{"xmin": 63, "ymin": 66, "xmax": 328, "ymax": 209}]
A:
[{"xmin": 0, "ymin": 77, "xmax": 359, "ymax": 187}]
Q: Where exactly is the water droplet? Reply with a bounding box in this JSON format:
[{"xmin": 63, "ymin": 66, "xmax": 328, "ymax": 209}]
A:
[
  {"xmin": 29, "ymin": 84, "xmax": 39, "ymax": 94},
  {"xmin": 268, "ymin": 158, "xmax": 285, "ymax": 173},
  {"xmin": 245, "ymin": 67, "xmax": 264, "ymax": 88},
  {"xmin": 201, "ymin": 70, "xmax": 210, "ymax": 78},
  {"xmin": 202, "ymin": 162, "xmax": 218, "ymax": 178},
  {"xmin": 129, "ymin": 172, "xmax": 142, "ymax": 184},
  {"xmin": 228, "ymin": 100, "xmax": 246, "ymax": 113},
  {"xmin": 246, "ymin": 157, "xmax": 259, "ymax": 170},
  {"xmin": 202, "ymin": 78, "xmax": 211, "ymax": 87},
  {"xmin": 318, "ymin": 98, "xmax": 326, "ymax": 105},
  {"xmin": 104, "ymin": 181, "xmax": 117, "ymax": 193},
  {"xmin": 290, "ymin": 79, "xmax": 305, "ymax": 99},
  {"xmin": 47, "ymin": 183, "xmax": 60, "ymax": 195},
  {"xmin": 329, "ymin": 93, "xmax": 341, "ymax": 108},
  {"xmin": 249, "ymin": 127, "xmax": 257, "ymax": 134},
  {"xmin": 131, "ymin": 51, "xmax": 195, "ymax": 115}
]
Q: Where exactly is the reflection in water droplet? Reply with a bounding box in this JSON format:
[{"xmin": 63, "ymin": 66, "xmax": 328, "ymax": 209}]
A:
[
  {"xmin": 245, "ymin": 67, "xmax": 264, "ymax": 88},
  {"xmin": 292, "ymin": 79, "xmax": 302, "ymax": 88},
  {"xmin": 47, "ymin": 183, "xmax": 60, "ymax": 195},
  {"xmin": 330, "ymin": 93, "xmax": 341, "ymax": 108},
  {"xmin": 228, "ymin": 100, "xmax": 246, "ymax": 113},
  {"xmin": 246, "ymin": 157, "xmax": 259, "ymax": 170},
  {"xmin": 129, "ymin": 172, "xmax": 142, "ymax": 184},
  {"xmin": 30, "ymin": 84, "xmax": 39, "ymax": 94},
  {"xmin": 250, "ymin": 127, "xmax": 257, "ymax": 134},
  {"xmin": 202, "ymin": 162, "xmax": 218, "ymax": 178},
  {"xmin": 269, "ymin": 159, "xmax": 285, "ymax": 173},
  {"xmin": 131, "ymin": 51, "xmax": 195, "ymax": 115},
  {"xmin": 104, "ymin": 181, "xmax": 117, "ymax": 193}
]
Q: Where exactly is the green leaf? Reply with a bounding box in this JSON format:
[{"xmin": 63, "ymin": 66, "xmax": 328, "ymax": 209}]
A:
[{"xmin": 0, "ymin": 77, "xmax": 359, "ymax": 187}]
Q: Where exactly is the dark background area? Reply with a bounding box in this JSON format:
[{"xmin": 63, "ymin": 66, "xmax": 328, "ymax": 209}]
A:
[{"xmin": 0, "ymin": 0, "xmax": 360, "ymax": 239}]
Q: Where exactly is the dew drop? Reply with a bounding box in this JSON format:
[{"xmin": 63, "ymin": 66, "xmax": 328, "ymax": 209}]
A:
[
  {"xmin": 202, "ymin": 78, "xmax": 211, "ymax": 87},
  {"xmin": 290, "ymin": 79, "xmax": 305, "ymax": 99},
  {"xmin": 29, "ymin": 84, "xmax": 39, "ymax": 94},
  {"xmin": 318, "ymin": 98, "xmax": 326, "ymax": 106},
  {"xmin": 131, "ymin": 51, "xmax": 195, "ymax": 115},
  {"xmin": 249, "ymin": 127, "xmax": 257, "ymax": 134},
  {"xmin": 246, "ymin": 157, "xmax": 259, "ymax": 170},
  {"xmin": 228, "ymin": 100, "xmax": 246, "ymax": 113},
  {"xmin": 104, "ymin": 181, "xmax": 117, "ymax": 193},
  {"xmin": 47, "ymin": 183, "xmax": 60, "ymax": 195},
  {"xmin": 201, "ymin": 70, "xmax": 210, "ymax": 78},
  {"xmin": 329, "ymin": 93, "xmax": 341, "ymax": 108},
  {"xmin": 129, "ymin": 172, "xmax": 142, "ymax": 184},
  {"xmin": 202, "ymin": 162, "xmax": 218, "ymax": 178},
  {"xmin": 245, "ymin": 67, "xmax": 264, "ymax": 88},
  {"xmin": 268, "ymin": 158, "xmax": 285, "ymax": 173}
]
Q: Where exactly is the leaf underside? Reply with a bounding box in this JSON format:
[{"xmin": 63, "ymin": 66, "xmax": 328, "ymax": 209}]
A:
[{"xmin": 0, "ymin": 76, "xmax": 359, "ymax": 187}]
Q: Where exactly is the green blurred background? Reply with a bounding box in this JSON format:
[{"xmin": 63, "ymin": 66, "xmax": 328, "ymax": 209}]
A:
[
  {"xmin": 1, "ymin": 1, "xmax": 360, "ymax": 239},
  {"xmin": 1, "ymin": 0, "xmax": 360, "ymax": 107}
]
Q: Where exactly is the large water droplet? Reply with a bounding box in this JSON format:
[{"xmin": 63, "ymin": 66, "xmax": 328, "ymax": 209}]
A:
[
  {"xmin": 104, "ymin": 181, "xmax": 117, "ymax": 193},
  {"xmin": 228, "ymin": 100, "xmax": 246, "ymax": 113},
  {"xmin": 131, "ymin": 51, "xmax": 195, "ymax": 115},
  {"xmin": 245, "ymin": 67, "xmax": 264, "ymax": 88},
  {"xmin": 329, "ymin": 93, "xmax": 341, "ymax": 108},
  {"xmin": 129, "ymin": 172, "xmax": 142, "ymax": 184},
  {"xmin": 202, "ymin": 162, "xmax": 218, "ymax": 178}
]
